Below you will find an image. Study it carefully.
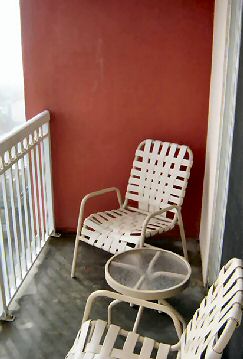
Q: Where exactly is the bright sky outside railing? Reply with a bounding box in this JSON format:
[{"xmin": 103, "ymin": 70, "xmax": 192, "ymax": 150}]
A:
[{"xmin": 0, "ymin": 0, "xmax": 25, "ymax": 139}]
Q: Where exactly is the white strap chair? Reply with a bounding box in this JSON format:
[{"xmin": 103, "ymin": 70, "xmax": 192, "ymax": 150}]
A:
[
  {"xmin": 71, "ymin": 139, "xmax": 193, "ymax": 278},
  {"xmin": 66, "ymin": 258, "xmax": 243, "ymax": 359}
]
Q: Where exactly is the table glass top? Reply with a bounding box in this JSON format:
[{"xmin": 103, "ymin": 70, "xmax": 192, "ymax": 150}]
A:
[{"xmin": 106, "ymin": 248, "xmax": 190, "ymax": 294}]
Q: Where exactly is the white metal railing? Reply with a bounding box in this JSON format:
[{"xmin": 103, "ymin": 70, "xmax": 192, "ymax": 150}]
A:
[{"xmin": 0, "ymin": 110, "xmax": 55, "ymax": 320}]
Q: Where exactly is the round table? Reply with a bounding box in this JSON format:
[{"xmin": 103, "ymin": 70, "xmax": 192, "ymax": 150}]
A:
[{"xmin": 105, "ymin": 247, "xmax": 191, "ymax": 332}]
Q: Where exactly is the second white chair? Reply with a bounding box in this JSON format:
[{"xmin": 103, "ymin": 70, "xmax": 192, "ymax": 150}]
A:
[{"xmin": 66, "ymin": 258, "xmax": 243, "ymax": 359}]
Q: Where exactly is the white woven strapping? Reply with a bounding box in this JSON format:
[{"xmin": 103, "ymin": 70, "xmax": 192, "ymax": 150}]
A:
[
  {"xmin": 180, "ymin": 258, "xmax": 243, "ymax": 358},
  {"xmin": 66, "ymin": 319, "xmax": 170, "ymax": 359}
]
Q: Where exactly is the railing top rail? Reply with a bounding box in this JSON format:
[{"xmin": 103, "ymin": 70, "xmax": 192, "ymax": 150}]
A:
[{"xmin": 0, "ymin": 110, "xmax": 50, "ymax": 156}]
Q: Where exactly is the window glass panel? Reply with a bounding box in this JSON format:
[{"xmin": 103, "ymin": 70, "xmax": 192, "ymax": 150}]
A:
[{"xmin": 0, "ymin": 0, "xmax": 25, "ymax": 139}]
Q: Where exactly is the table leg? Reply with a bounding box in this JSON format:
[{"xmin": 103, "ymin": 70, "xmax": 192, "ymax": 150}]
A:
[{"xmin": 108, "ymin": 299, "xmax": 144, "ymax": 333}]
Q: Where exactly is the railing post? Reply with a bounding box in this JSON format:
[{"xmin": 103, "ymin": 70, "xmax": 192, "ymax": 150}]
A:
[
  {"xmin": 0, "ymin": 213, "xmax": 15, "ymax": 321},
  {"xmin": 42, "ymin": 119, "xmax": 59, "ymax": 237},
  {"xmin": 0, "ymin": 265, "xmax": 14, "ymax": 322}
]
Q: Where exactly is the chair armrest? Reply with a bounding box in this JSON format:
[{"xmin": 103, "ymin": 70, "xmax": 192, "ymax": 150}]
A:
[
  {"xmin": 82, "ymin": 289, "xmax": 183, "ymax": 339},
  {"xmin": 81, "ymin": 187, "xmax": 122, "ymax": 207},
  {"xmin": 139, "ymin": 205, "xmax": 182, "ymax": 247},
  {"xmin": 77, "ymin": 187, "xmax": 122, "ymax": 234}
]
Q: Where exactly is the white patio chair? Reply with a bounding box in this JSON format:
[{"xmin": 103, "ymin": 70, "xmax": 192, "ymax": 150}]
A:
[
  {"xmin": 66, "ymin": 258, "xmax": 243, "ymax": 359},
  {"xmin": 71, "ymin": 139, "xmax": 193, "ymax": 278}
]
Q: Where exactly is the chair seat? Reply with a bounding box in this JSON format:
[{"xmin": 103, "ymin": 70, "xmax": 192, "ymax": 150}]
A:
[
  {"xmin": 80, "ymin": 207, "xmax": 175, "ymax": 254},
  {"xmin": 65, "ymin": 319, "xmax": 170, "ymax": 359}
]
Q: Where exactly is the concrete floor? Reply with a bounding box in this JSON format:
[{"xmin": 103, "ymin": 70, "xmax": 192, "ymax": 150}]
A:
[{"xmin": 0, "ymin": 235, "xmax": 204, "ymax": 359}]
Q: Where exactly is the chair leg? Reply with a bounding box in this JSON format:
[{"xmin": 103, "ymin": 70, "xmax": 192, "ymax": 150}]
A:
[
  {"xmin": 133, "ymin": 306, "xmax": 144, "ymax": 333},
  {"xmin": 71, "ymin": 235, "xmax": 80, "ymax": 278},
  {"xmin": 177, "ymin": 211, "xmax": 189, "ymax": 262},
  {"xmin": 107, "ymin": 299, "xmax": 121, "ymax": 326},
  {"xmin": 158, "ymin": 299, "xmax": 186, "ymax": 337}
]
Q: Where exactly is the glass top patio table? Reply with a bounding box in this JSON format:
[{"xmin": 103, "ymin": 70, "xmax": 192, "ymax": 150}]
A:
[{"xmin": 105, "ymin": 247, "xmax": 191, "ymax": 301}]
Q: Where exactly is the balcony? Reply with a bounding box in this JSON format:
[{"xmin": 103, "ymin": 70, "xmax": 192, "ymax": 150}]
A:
[
  {"xmin": 0, "ymin": 108, "xmax": 207, "ymax": 359},
  {"xmin": 0, "ymin": 235, "xmax": 203, "ymax": 359},
  {"xmin": 1, "ymin": 1, "xmax": 243, "ymax": 357}
]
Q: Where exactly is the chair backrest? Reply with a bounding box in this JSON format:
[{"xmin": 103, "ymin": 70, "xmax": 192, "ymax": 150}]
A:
[
  {"xmin": 125, "ymin": 140, "xmax": 193, "ymax": 217},
  {"xmin": 180, "ymin": 258, "xmax": 243, "ymax": 359}
]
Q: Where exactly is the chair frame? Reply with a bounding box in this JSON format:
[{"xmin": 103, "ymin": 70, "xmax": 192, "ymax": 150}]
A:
[{"xmin": 71, "ymin": 140, "xmax": 193, "ymax": 278}]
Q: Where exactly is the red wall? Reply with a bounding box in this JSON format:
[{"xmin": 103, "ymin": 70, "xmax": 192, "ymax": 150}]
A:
[{"xmin": 20, "ymin": 0, "xmax": 214, "ymax": 237}]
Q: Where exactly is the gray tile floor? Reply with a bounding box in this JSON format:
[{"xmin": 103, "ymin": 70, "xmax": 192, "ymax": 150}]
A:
[{"xmin": 0, "ymin": 235, "xmax": 205, "ymax": 359}]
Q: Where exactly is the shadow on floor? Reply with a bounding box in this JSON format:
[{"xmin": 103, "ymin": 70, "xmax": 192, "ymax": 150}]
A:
[{"xmin": 0, "ymin": 235, "xmax": 205, "ymax": 359}]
